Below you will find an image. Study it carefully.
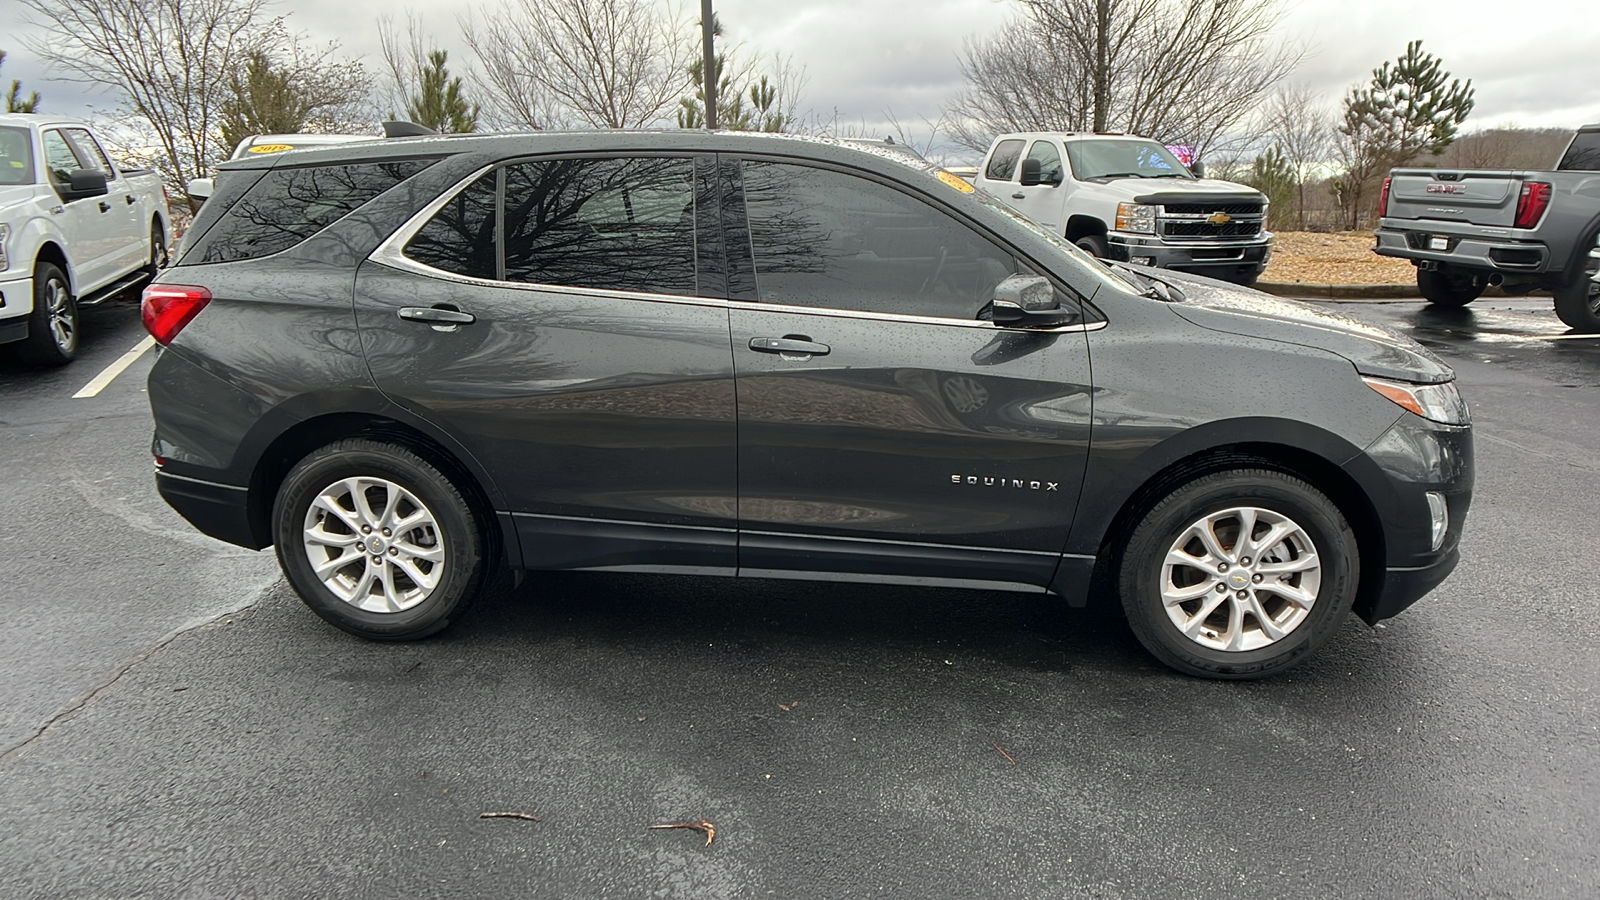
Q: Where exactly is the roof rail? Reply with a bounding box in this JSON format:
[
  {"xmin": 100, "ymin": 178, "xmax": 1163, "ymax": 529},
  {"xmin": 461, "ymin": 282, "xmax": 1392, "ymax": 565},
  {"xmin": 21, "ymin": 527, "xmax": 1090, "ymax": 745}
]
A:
[{"xmin": 382, "ymin": 121, "xmax": 437, "ymax": 139}]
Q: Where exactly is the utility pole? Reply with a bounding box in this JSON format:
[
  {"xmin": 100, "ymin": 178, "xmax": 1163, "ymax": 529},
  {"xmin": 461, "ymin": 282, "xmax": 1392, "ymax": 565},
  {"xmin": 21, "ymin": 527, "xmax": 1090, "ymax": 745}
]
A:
[{"xmin": 700, "ymin": 0, "xmax": 717, "ymax": 129}]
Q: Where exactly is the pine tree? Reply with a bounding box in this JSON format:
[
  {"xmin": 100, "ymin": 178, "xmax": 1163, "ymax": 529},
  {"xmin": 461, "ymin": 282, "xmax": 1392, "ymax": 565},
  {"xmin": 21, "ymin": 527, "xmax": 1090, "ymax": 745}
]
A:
[
  {"xmin": 2, "ymin": 50, "xmax": 42, "ymax": 113},
  {"xmin": 405, "ymin": 50, "xmax": 478, "ymax": 134}
]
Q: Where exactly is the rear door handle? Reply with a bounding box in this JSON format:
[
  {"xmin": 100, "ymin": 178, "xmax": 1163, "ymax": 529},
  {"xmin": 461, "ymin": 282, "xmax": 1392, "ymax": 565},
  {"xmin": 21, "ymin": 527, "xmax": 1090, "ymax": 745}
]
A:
[
  {"xmin": 399, "ymin": 305, "xmax": 476, "ymax": 326},
  {"xmin": 98, "ymin": 201, "xmax": 111, "ymax": 212},
  {"xmin": 1011, "ymin": 192, "xmax": 1026, "ymax": 199},
  {"xmin": 125, "ymin": 194, "xmax": 136, "ymax": 205},
  {"xmin": 749, "ymin": 336, "xmax": 830, "ymax": 356}
]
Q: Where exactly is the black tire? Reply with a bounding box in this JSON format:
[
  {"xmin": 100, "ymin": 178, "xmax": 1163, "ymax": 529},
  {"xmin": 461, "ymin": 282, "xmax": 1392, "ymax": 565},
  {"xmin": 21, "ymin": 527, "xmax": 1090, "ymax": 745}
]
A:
[
  {"xmin": 1075, "ymin": 234, "xmax": 1110, "ymax": 258},
  {"xmin": 1417, "ymin": 267, "xmax": 1487, "ymax": 307},
  {"xmin": 1116, "ymin": 469, "xmax": 1360, "ymax": 680},
  {"xmin": 15, "ymin": 262, "xmax": 79, "ymax": 367},
  {"xmin": 1552, "ymin": 257, "xmax": 1600, "ymax": 332},
  {"xmin": 273, "ymin": 438, "xmax": 488, "ymax": 640},
  {"xmin": 142, "ymin": 221, "xmax": 167, "ymax": 280},
  {"xmin": 1223, "ymin": 268, "xmax": 1262, "ymax": 288}
]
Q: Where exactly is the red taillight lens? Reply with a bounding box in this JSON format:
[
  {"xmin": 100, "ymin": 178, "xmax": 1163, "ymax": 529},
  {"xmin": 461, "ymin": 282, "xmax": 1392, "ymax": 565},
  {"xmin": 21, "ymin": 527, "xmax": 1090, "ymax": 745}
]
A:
[
  {"xmin": 1514, "ymin": 182, "xmax": 1551, "ymax": 229},
  {"xmin": 1378, "ymin": 177, "xmax": 1391, "ymax": 218},
  {"xmin": 141, "ymin": 284, "xmax": 212, "ymax": 345}
]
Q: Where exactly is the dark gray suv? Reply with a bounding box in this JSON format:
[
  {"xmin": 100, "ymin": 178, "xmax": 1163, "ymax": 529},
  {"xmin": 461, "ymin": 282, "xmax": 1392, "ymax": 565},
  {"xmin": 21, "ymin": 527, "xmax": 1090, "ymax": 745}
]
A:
[{"xmin": 142, "ymin": 131, "xmax": 1472, "ymax": 679}]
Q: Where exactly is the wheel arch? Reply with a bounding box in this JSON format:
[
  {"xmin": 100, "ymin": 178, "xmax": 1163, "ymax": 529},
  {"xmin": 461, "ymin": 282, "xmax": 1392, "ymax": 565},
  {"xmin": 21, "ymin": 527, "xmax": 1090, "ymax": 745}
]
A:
[
  {"xmin": 1065, "ymin": 215, "xmax": 1108, "ymax": 244},
  {"xmin": 34, "ymin": 240, "xmax": 72, "ymax": 289},
  {"xmin": 1078, "ymin": 437, "xmax": 1386, "ymax": 622},
  {"xmin": 242, "ymin": 409, "xmax": 516, "ymax": 567}
]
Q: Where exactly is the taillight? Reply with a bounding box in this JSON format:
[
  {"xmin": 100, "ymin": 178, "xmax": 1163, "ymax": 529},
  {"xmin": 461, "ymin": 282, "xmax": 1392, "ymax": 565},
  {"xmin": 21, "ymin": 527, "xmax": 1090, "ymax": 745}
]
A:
[
  {"xmin": 141, "ymin": 284, "xmax": 212, "ymax": 345},
  {"xmin": 1514, "ymin": 182, "xmax": 1551, "ymax": 229},
  {"xmin": 1378, "ymin": 177, "xmax": 1391, "ymax": 218}
]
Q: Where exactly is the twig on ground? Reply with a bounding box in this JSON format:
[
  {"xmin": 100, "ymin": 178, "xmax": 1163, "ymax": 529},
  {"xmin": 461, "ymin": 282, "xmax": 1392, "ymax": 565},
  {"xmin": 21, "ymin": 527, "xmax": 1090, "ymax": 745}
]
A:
[
  {"xmin": 479, "ymin": 812, "xmax": 541, "ymax": 822},
  {"xmin": 648, "ymin": 819, "xmax": 715, "ymax": 846},
  {"xmin": 991, "ymin": 741, "xmax": 1016, "ymax": 765}
]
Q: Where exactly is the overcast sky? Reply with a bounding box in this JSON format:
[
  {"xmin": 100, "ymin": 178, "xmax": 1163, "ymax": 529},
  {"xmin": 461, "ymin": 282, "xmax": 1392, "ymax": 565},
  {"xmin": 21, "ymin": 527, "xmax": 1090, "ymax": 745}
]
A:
[{"xmin": 6, "ymin": 0, "xmax": 1598, "ymax": 162}]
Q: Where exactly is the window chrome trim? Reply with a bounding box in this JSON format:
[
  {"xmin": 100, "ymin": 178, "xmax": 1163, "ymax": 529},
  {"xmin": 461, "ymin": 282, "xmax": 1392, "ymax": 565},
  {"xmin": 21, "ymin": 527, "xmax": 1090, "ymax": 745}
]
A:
[{"xmin": 371, "ymin": 161, "xmax": 1108, "ymax": 334}]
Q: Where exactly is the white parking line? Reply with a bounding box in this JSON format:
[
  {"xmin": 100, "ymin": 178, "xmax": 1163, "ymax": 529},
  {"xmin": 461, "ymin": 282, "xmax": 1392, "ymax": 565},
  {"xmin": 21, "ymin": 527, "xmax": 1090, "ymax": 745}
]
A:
[
  {"xmin": 1544, "ymin": 333, "xmax": 1600, "ymax": 341},
  {"xmin": 72, "ymin": 336, "xmax": 156, "ymax": 399}
]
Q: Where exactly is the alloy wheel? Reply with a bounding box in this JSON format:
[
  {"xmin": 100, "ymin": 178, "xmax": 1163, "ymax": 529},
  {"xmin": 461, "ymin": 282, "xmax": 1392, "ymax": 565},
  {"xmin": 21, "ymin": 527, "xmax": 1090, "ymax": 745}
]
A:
[
  {"xmin": 301, "ymin": 476, "xmax": 447, "ymax": 613},
  {"xmin": 45, "ymin": 277, "xmax": 76, "ymax": 354}
]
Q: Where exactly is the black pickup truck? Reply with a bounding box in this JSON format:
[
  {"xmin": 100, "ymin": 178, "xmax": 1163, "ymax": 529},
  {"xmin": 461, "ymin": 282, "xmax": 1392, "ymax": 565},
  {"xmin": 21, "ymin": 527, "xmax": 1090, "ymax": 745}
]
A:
[{"xmin": 1373, "ymin": 124, "xmax": 1600, "ymax": 331}]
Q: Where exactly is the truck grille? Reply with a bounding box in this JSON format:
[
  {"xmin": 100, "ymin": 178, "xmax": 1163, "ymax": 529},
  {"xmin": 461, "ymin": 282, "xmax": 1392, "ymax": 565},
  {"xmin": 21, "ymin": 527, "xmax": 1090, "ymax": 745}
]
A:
[
  {"xmin": 1161, "ymin": 221, "xmax": 1263, "ymax": 239},
  {"xmin": 1160, "ymin": 202, "xmax": 1264, "ymax": 216}
]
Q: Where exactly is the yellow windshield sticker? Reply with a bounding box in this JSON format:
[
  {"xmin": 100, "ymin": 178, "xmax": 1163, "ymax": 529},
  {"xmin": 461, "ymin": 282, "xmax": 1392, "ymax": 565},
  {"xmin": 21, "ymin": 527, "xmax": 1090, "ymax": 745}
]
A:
[
  {"xmin": 248, "ymin": 144, "xmax": 294, "ymax": 154},
  {"xmin": 936, "ymin": 169, "xmax": 975, "ymax": 193},
  {"xmin": 9, "ymin": 160, "xmax": 23, "ymax": 168}
]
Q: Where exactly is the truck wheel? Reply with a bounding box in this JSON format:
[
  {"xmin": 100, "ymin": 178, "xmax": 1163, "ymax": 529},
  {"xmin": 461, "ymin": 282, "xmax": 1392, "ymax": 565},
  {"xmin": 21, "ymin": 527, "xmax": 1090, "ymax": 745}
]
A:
[
  {"xmin": 1417, "ymin": 268, "xmax": 1487, "ymax": 307},
  {"xmin": 142, "ymin": 222, "xmax": 167, "ymax": 279},
  {"xmin": 273, "ymin": 438, "xmax": 489, "ymax": 641},
  {"xmin": 1552, "ymin": 254, "xmax": 1600, "ymax": 332},
  {"xmin": 15, "ymin": 263, "xmax": 79, "ymax": 367},
  {"xmin": 1075, "ymin": 234, "xmax": 1109, "ymax": 259},
  {"xmin": 1116, "ymin": 468, "xmax": 1359, "ymax": 679}
]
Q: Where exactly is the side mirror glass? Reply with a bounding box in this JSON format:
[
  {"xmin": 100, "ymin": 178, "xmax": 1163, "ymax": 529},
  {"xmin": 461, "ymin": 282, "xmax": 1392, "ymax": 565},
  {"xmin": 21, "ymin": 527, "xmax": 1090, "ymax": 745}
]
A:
[
  {"xmin": 187, "ymin": 177, "xmax": 214, "ymax": 203},
  {"xmin": 1019, "ymin": 157, "xmax": 1042, "ymax": 186},
  {"xmin": 61, "ymin": 168, "xmax": 109, "ymax": 201},
  {"xmin": 988, "ymin": 274, "xmax": 1076, "ymax": 328}
]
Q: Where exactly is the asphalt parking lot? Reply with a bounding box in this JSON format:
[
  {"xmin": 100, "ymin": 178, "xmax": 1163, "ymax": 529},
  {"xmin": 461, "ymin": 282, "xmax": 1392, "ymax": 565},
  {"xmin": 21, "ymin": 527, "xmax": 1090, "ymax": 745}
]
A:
[{"xmin": 1, "ymin": 294, "xmax": 1596, "ymax": 899}]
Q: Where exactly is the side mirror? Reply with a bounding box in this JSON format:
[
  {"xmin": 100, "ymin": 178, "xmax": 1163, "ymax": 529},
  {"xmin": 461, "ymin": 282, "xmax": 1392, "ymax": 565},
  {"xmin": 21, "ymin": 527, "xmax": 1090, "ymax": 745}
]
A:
[
  {"xmin": 60, "ymin": 168, "xmax": 109, "ymax": 202},
  {"xmin": 1019, "ymin": 157, "xmax": 1042, "ymax": 186},
  {"xmin": 187, "ymin": 177, "xmax": 214, "ymax": 203},
  {"xmin": 988, "ymin": 274, "xmax": 1076, "ymax": 327},
  {"xmin": 1189, "ymin": 159, "xmax": 1206, "ymax": 178}
]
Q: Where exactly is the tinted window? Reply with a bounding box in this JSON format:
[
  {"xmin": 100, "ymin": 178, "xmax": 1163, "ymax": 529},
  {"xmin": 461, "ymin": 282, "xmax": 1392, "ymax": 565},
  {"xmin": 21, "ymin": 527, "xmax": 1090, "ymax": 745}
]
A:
[
  {"xmin": 406, "ymin": 172, "xmax": 498, "ymax": 280},
  {"xmin": 197, "ymin": 158, "xmax": 434, "ymax": 263},
  {"xmin": 0, "ymin": 126, "xmax": 33, "ymax": 186},
  {"xmin": 1558, "ymin": 132, "xmax": 1600, "ymax": 171},
  {"xmin": 502, "ymin": 157, "xmax": 696, "ymax": 296},
  {"xmin": 65, "ymin": 128, "xmax": 116, "ymax": 181},
  {"xmin": 40, "ymin": 130, "xmax": 85, "ymax": 187},
  {"xmin": 741, "ymin": 161, "xmax": 1021, "ymax": 320},
  {"xmin": 985, "ymin": 139, "xmax": 1024, "ymax": 181},
  {"xmin": 1026, "ymin": 140, "xmax": 1064, "ymax": 183}
]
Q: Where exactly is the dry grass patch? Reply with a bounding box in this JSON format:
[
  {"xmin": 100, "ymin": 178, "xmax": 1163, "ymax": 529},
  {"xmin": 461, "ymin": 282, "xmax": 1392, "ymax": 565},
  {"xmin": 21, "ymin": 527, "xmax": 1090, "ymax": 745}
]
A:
[{"xmin": 1263, "ymin": 232, "xmax": 1416, "ymax": 285}]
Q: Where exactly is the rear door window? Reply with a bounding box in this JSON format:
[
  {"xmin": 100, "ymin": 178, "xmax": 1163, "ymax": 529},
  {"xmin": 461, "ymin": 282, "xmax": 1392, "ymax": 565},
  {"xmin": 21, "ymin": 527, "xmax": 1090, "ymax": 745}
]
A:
[
  {"xmin": 191, "ymin": 158, "xmax": 435, "ymax": 263},
  {"xmin": 985, "ymin": 140, "xmax": 1025, "ymax": 181},
  {"xmin": 501, "ymin": 156, "xmax": 697, "ymax": 296}
]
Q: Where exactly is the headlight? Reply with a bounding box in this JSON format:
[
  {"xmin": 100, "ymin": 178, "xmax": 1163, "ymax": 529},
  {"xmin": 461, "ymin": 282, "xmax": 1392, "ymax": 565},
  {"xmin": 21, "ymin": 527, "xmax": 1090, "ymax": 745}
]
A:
[
  {"xmin": 1115, "ymin": 202, "xmax": 1156, "ymax": 234},
  {"xmin": 0, "ymin": 223, "xmax": 10, "ymax": 271},
  {"xmin": 1362, "ymin": 376, "xmax": 1470, "ymax": 425}
]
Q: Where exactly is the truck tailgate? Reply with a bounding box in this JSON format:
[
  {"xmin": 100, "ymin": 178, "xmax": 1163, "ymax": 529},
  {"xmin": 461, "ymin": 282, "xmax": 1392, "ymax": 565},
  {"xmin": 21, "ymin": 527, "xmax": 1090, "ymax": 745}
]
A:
[{"xmin": 1386, "ymin": 169, "xmax": 1520, "ymax": 227}]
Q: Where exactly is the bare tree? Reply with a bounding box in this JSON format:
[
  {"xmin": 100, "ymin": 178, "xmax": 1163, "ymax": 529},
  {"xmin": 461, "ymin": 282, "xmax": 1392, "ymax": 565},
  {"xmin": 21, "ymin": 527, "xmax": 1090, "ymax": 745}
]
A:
[
  {"xmin": 1258, "ymin": 84, "xmax": 1333, "ymax": 230},
  {"xmin": 946, "ymin": 0, "xmax": 1302, "ymax": 157},
  {"xmin": 21, "ymin": 0, "xmax": 280, "ymax": 195},
  {"xmin": 462, "ymin": 0, "xmax": 690, "ymax": 130}
]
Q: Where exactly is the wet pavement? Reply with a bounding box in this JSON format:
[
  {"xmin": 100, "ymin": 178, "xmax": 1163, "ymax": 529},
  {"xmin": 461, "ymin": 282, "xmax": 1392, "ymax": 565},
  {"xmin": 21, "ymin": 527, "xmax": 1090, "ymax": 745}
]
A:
[{"xmin": 0, "ymin": 294, "xmax": 1595, "ymax": 898}]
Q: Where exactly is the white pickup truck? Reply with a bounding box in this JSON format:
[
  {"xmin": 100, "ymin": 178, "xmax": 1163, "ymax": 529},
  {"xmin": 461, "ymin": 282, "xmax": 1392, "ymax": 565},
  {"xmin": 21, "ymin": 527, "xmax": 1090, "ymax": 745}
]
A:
[
  {"xmin": 975, "ymin": 132, "xmax": 1272, "ymax": 285},
  {"xmin": 0, "ymin": 113, "xmax": 171, "ymax": 365}
]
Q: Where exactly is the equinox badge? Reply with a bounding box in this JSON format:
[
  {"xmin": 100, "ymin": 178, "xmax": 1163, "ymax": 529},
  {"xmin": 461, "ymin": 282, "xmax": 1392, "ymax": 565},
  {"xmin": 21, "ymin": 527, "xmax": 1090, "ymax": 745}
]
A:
[{"xmin": 952, "ymin": 475, "xmax": 1060, "ymax": 491}]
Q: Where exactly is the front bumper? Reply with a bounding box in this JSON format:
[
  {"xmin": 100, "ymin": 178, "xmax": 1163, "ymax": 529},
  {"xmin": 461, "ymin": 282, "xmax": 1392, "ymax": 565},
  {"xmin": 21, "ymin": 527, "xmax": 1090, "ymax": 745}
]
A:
[
  {"xmin": 1347, "ymin": 415, "xmax": 1474, "ymax": 624},
  {"xmin": 0, "ymin": 271, "xmax": 33, "ymax": 345},
  {"xmin": 1107, "ymin": 232, "xmax": 1272, "ymax": 275}
]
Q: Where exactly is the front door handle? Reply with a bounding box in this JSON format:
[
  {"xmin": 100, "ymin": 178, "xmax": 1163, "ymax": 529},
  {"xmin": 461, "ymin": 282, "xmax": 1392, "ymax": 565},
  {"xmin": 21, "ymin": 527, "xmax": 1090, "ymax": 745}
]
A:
[
  {"xmin": 125, "ymin": 194, "xmax": 136, "ymax": 205},
  {"xmin": 1011, "ymin": 192, "xmax": 1026, "ymax": 199},
  {"xmin": 749, "ymin": 336, "xmax": 830, "ymax": 356},
  {"xmin": 399, "ymin": 305, "xmax": 476, "ymax": 326}
]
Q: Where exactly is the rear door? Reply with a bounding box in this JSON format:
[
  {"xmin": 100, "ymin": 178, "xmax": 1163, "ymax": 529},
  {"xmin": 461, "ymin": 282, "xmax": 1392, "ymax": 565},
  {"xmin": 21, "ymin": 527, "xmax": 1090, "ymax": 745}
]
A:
[
  {"xmin": 357, "ymin": 154, "xmax": 739, "ymax": 573},
  {"xmin": 722, "ymin": 157, "xmax": 1093, "ymax": 589}
]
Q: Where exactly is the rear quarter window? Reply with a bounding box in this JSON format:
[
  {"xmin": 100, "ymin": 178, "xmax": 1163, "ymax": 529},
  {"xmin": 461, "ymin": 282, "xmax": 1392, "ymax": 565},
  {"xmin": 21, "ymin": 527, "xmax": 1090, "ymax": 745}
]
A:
[
  {"xmin": 1558, "ymin": 132, "xmax": 1600, "ymax": 171},
  {"xmin": 189, "ymin": 158, "xmax": 435, "ymax": 264}
]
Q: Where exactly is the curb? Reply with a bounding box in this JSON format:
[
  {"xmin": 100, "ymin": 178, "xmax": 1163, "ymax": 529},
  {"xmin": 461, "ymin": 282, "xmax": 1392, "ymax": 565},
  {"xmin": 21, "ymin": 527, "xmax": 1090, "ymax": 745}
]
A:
[{"xmin": 1255, "ymin": 281, "xmax": 1418, "ymax": 300}]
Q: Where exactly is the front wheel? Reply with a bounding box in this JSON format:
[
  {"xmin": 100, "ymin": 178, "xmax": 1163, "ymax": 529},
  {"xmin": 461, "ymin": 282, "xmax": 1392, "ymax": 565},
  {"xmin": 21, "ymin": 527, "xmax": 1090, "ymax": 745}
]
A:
[
  {"xmin": 1117, "ymin": 469, "xmax": 1359, "ymax": 679},
  {"xmin": 1552, "ymin": 251, "xmax": 1600, "ymax": 332},
  {"xmin": 1417, "ymin": 267, "xmax": 1487, "ymax": 307},
  {"xmin": 1075, "ymin": 234, "xmax": 1110, "ymax": 259},
  {"xmin": 15, "ymin": 263, "xmax": 79, "ymax": 366},
  {"xmin": 273, "ymin": 438, "xmax": 488, "ymax": 640}
]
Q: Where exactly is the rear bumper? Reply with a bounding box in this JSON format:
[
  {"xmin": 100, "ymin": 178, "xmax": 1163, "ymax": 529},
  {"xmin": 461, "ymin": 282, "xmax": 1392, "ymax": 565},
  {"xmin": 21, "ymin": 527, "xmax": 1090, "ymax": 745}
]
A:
[
  {"xmin": 155, "ymin": 468, "xmax": 267, "ymax": 550},
  {"xmin": 1107, "ymin": 233, "xmax": 1272, "ymax": 274},
  {"xmin": 1374, "ymin": 222, "xmax": 1555, "ymax": 274}
]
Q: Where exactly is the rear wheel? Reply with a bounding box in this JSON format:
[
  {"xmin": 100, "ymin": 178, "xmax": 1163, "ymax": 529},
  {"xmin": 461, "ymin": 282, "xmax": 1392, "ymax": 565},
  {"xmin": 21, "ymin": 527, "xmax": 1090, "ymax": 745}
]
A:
[
  {"xmin": 1117, "ymin": 469, "xmax": 1359, "ymax": 679},
  {"xmin": 142, "ymin": 221, "xmax": 167, "ymax": 279},
  {"xmin": 15, "ymin": 263, "xmax": 78, "ymax": 366},
  {"xmin": 1417, "ymin": 267, "xmax": 1487, "ymax": 307},
  {"xmin": 1552, "ymin": 251, "xmax": 1600, "ymax": 332},
  {"xmin": 273, "ymin": 438, "xmax": 488, "ymax": 640}
]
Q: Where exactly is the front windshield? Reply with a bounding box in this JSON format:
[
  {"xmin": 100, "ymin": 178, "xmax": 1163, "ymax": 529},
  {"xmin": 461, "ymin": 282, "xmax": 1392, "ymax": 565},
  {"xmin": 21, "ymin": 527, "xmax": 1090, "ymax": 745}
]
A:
[
  {"xmin": 1067, "ymin": 139, "xmax": 1192, "ymax": 180},
  {"xmin": 0, "ymin": 126, "xmax": 34, "ymax": 186}
]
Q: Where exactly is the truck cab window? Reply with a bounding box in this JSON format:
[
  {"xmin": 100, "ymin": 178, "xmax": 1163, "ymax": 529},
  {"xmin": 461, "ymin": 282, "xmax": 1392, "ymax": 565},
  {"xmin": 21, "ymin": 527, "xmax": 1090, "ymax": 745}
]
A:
[{"xmin": 40, "ymin": 130, "xmax": 87, "ymax": 188}]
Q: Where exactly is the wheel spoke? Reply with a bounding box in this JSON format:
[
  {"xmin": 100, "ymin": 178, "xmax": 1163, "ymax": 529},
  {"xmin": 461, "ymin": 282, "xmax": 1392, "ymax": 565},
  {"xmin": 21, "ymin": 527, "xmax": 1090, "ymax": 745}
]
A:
[
  {"xmin": 1257, "ymin": 553, "xmax": 1318, "ymax": 575},
  {"xmin": 1253, "ymin": 521, "xmax": 1294, "ymax": 559},
  {"xmin": 304, "ymin": 522, "xmax": 362, "ymax": 548},
  {"xmin": 1223, "ymin": 597, "xmax": 1247, "ymax": 651},
  {"xmin": 313, "ymin": 548, "xmax": 364, "ymax": 580},
  {"xmin": 1258, "ymin": 581, "xmax": 1316, "ymax": 609},
  {"xmin": 1162, "ymin": 579, "xmax": 1218, "ymax": 606},
  {"xmin": 1180, "ymin": 594, "xmax": 1228, "ymax": 637},
  {"xmin": 313, "ymin": 494, "xmax": 362, "ymax": 533},
  {"xmin": 1247, "ymin": 595, "xmax": 1287, "ymax": 641},
  {"xmin": 1165, "ymin": 547, "xmax": 1217, "ymax": 570},
  {"xmin": 392, "ymin": 556, "xmax": 438, "ymax": 590},
  {"xmin": 349, "ymin": 478, "xmax": 383, "ymax": 526},
  {"xmin": 377, "ymin": 562, "xmax": 402, "ymax": 612},
  {"xmin": 1232, "ymin": 507, "xmax": 1257, "ymax": 558},
  {"xmin": 1195, "ymin": 519, "xmax": 1231, "ymax": 562}
]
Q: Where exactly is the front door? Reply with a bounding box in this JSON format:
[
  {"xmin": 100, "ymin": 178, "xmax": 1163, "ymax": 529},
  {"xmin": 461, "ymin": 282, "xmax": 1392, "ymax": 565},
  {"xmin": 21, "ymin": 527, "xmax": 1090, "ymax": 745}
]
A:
[
  {"xmin": 39, "ymin": 128, "xmax": 117, "ymax": 289},
  {"xmin": 722, "ymin": 158, "xmax": 1094, "ymax": 589},
  {"xmin": 357, "ymin": 154, "xmax": 739, "ymax": 573},
  {"xmin": 1012, "ymin": 139, "xmax": 1069, "ymax": 231}
]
